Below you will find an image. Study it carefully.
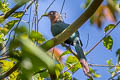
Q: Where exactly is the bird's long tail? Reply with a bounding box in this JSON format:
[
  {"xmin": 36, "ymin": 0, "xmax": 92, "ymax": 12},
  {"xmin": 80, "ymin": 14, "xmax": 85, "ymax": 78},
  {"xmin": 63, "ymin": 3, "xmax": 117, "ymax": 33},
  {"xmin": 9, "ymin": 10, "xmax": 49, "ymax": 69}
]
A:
[{"xmin": 73, "ymin": 37, "xmax": 91, "ymax": 77}]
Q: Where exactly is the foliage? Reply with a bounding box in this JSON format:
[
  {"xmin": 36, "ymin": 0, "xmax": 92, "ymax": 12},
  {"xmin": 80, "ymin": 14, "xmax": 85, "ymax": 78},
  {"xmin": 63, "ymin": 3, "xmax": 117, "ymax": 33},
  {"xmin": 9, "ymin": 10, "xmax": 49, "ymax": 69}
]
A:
[
  {"xmin": 11, "ymin": 11, "xmax": 24, "ymax": 18},
  {"xmin": 29, "ymin": 30, "xmax": 45, "ymax": 44},
  {"xmin": 0, "ymin": 0, "xmax": 119, "ymax": 80},
  {"xmin": 0, "ymin": 0, "xmax": 10, "ymax": 13}
]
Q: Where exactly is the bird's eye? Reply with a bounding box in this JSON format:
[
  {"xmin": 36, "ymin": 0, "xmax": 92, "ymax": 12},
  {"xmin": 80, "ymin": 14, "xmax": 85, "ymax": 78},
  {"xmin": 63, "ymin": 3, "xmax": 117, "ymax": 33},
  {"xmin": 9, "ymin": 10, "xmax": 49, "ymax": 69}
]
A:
[{"xmin": 50, "ymin": 12, "xmax": 54, "ymax": 15}]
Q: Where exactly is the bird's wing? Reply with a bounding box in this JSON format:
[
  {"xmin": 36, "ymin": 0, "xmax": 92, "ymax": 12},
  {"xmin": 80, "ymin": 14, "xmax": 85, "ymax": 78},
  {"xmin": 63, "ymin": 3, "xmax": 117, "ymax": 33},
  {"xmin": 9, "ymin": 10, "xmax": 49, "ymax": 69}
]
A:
[
  {"xmin": 51, "ymin": 22, "xmax": 69, "ymax": 36},
  {"xmin": 51, "ymin": 22, "xmax": 83, "ymax": 46}
]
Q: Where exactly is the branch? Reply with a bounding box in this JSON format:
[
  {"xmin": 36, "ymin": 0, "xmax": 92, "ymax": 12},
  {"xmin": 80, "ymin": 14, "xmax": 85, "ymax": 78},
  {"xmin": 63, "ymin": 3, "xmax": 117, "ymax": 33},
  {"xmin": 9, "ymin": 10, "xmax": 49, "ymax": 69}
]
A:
[
  {"xmin": 41, "ymin": 0, "xmax": 103, "ymax": 51},
  {"xmin": 38, "ymin": 0, "xmax": 56, "ymax": 22},
  {"xmin": 89, "ymin": 64, "xmax": 120, "ymax": 67},
  {"xmin": 62, "ymin": 63, "xmax": 76, "ymax": 74},
  {"xmin": 3, "ymin": 0, "xmax": 30, "ymax": 19},
  {"xmin": 87, "ymin": 21, "xmax": 120, "ymax": 55},
  {"xmin": 60, "ymin": 0, "xmax": 66, "ymax": 14},
  {"xmin": 63, "ymin": 63, "xmax": 120, "ymax": 74}
]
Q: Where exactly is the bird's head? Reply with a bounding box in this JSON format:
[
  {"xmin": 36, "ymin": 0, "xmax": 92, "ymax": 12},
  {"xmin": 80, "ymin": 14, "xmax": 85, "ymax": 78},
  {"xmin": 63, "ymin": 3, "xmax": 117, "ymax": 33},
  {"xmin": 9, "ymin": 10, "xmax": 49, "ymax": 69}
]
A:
[{"xmin": 42, "ymin": 11, "xmax": 63, "ymax": 23}]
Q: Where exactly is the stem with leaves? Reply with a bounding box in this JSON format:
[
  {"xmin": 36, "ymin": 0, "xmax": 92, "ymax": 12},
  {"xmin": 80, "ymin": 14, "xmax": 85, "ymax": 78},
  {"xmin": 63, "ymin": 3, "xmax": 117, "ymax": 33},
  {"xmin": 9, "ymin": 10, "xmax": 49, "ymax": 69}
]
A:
[{"xmin": 87, "ymin": 21, "xmax": 120, "ymax": 55}]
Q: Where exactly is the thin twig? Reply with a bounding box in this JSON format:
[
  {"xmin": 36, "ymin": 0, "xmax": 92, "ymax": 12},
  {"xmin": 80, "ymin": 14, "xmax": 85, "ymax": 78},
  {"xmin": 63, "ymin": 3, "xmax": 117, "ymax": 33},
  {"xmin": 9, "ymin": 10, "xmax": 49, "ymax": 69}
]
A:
[
  {"xmin": 60, "ymin": 0, "xmax": 66, "ymax": 14},
  {"xmin": 45, "ymin": 0, "xmax": 56, "ymax": 13},
  {"xmin": 62, "ymin": 63, "xmax": 76, "ymax": 74},
  {"xmin": 62, "ymin": 63, "xmax": 120, "ymax": 74},
  {"xmin": 89, "ymin": 64, "xmax": 120, "ymax": 67},
  {"xmin": 33, "ymin": 69, "xmax": 47, "ymax": 75},
  {"xmin": 108, "ymin": 71, "xmax": 120, "ymax": 80},
  {"xmin": 38, "ymin": 0, "xmax": 56, "ymax": 22},
  {"xmin": 28, "ymin": 4, "xmax": 32, "ymax": 35},
  {"xmin": 87, "ymin": 21, "xmax": 120, "ymax": 55},
  {"xmin": 85, "ymin": 33, "xmax": 89, "ymax": 49},
  {"xmin": 13, "ymin": 0, "xmax": 35, "ymax": 39},
  {"xmin": 0, "ymin": 56, "xmax": 9, "ymax": 60}
]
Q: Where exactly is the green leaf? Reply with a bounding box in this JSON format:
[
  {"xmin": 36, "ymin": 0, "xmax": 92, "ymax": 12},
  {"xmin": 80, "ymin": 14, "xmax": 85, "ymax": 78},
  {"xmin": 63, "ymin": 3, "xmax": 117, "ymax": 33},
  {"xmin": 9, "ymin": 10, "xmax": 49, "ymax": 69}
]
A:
[
  {"xmin": 107, "ymin": 59, "xmax": 112, "ymax": 65},
  {"xmin": 0, "ymin": 33, "xmax": 5, "ymax": 43},
  {"xmin": 55, "ymin": 68, "xmax": 60, "ymax": 79},
  {"xmin": 89, "ymin": 67, "xmax": 95, "ymax": 73},
  {"xmin": 115, "ymin": 64, "xmax": 119, "ymax": 72},
  {"xmin": 66, "ymin": 55, "xmax": 78, "ymax": 65},
  {"xmin": 4, "ymin": 20, "xmax": 19, "ymax": 31},
  {"xmin": 103, "ymin": 36, "xmax": 113, "ymax": 50},
  {"xmin": 19, "ymin": 36, "xmax": 56, "ymax": 80},
  {"xmin": 89, "ymin": 68, "xmax": 101, "ymax": 78},
  {"xmin": 93, "ymin": 73, "xmax": 101, "ymax": 78},
  {"xmin": 0, "ymin": 0, "xmax": 10, "ymax": 13},
  {"xmin": 0, "ymin": 16, "xmax": 5, "ymax": 23},
  {"xmin": 83, "ymin": 0, "xmax": 91, "ymax": 8},
  {"xmin": 11, "ymin": 11, "xmax": 24, "ymax": 18},
  {"xmin": 116, "ymin": 49, "xmax": 120, "ymax": 55},
  {"xmin": 65, "ymin": 55, "xmax": 81, "ymax": 73},
  {"xmin": 60, "ymin": 50, "xmax": 71, "ymax": 58},
  {"xmin": 56, "ymin": 64, "xmax": 64, "ymax": 71},
  {"xmin": 107, "ymin": 58, "xmax": 114, "ymax": 70},
  {"xmin": 40, "ymin": 71, "xmax": 49, "ymax": 78},
  {"xmin": 32, "ymin": 73, "xmax": 41, "ymax": 80},
  {"xmin": 0, "ymin": 60, "xmax": 14, "ymax": 73},
  {"xmin": 104, "ymin": 24, "xmax": 115, "ymax": 33},
  {"xmin": 63, "ymin": 72, "xmax": 72, "ymax": 80},
  {"xmin": 30, "ymin": 30, "xmax": 45, "ymax": 44},
  {"xmin": 55, "ymin": 64, "xmax": 64, "ymax": 78},
  {"xmin": 84, "ymin": 51, "xmax": 89, "ymax": 56},
  {"xmin": 116, "ymin": 49, "xmax": 120, "ymax": 63}
]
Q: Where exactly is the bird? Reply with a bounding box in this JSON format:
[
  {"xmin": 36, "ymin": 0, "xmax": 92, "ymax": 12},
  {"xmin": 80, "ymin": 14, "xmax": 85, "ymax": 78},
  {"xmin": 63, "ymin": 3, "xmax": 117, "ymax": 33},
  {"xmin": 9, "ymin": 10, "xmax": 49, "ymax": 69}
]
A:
[{"xmin": 42, "ymin": 11, "xmax": 91, "ymax": 77}]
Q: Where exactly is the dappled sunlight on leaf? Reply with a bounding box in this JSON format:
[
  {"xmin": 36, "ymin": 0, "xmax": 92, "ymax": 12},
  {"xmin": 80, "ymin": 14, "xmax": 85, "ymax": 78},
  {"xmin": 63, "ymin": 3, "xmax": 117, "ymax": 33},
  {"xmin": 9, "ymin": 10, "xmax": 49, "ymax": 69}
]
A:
[
  {"xmin": 0, "ymin": 16, "xmax": 5, "ymax": 23},
  {"xmin": 29, "ymin": 30, "xmax": 45, "ymax": 44},
  {"xmin": 103, "ymin": 36, "xmax": 113, "ymax": 50},
  {"xmin": 89, "ymin": 68, "xmax": 101, "ymax": 78},
  {"xmin": 65, "ymin": 55, "xmax": 82, "ymax": 73},
  {"xmin": 4, "ymin": 20, "xmax": 19, "ymax": 31},
  {"xmin": 11, "ymin": 11, "xmax": 24, "ymax": 18},
  {"xmin": 104, "ymin": 24, "xmax": 115, "ymax": 33},
  {"xmin": 0, "ymin": 0, "xmax": 10, "ymax": 13}
]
